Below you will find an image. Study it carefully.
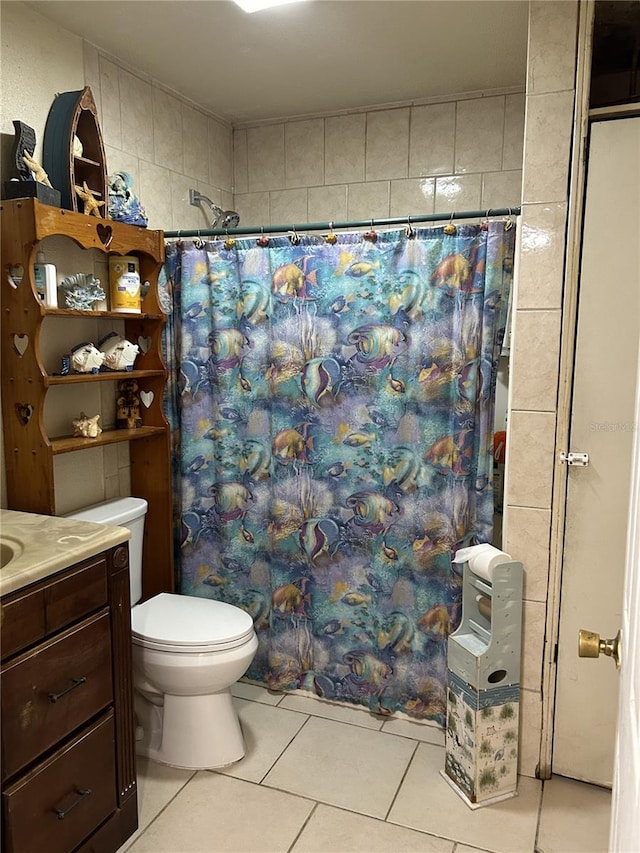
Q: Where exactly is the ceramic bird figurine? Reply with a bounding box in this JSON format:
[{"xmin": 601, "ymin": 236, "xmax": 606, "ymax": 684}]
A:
[
  {"xmin": 68, "ymin": 342, "xmax": 106, "ymax": 374},
  {"xmin": 99, "ymin": 332, "xmax": 140, "ymax": 371}
]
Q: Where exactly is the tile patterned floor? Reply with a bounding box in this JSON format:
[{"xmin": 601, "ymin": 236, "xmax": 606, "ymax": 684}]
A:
[{"xmin": 119, "ymin": 683, "xmax": 611, "ymax": 853}]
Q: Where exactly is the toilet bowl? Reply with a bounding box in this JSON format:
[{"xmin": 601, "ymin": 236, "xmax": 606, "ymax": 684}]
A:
[{"xmin": 65, "ymin": 497, "xmax": 258, "ymax": 769}]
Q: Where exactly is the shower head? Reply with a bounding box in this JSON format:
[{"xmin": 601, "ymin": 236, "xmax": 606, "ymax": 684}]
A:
[{"xmin": 189, "ymin": 189, "xmax": 240, "ymax": 230}]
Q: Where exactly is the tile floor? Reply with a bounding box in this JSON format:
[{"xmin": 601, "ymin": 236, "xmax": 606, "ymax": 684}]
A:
[{"xmin": 118, "ymin": 682, "xmax": 611, "ymax": 853}]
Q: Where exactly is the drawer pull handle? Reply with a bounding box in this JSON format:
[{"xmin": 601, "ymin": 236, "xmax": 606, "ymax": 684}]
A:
[
  {"xmin": 48, "ymin": 677, "xmax": 87, "ymax": 703},
  {"xmin": 54, "ymin": 787, "xmax": 92, "ymax": 820}
]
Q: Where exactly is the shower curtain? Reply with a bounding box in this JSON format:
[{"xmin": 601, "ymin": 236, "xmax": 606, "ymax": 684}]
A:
[{"xmin": 161, "ymin": 221, "xmax": 514, "ymax": 724}]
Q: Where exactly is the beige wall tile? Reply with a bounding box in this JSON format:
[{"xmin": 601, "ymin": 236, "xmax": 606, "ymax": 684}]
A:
[
  {"xmin": 269, "ymin": 188, "xmax": 308, "ymax": 225},
  {"xmin": 509, "ymin": 310, "xmax": 561, "ymax": 411},
  {"xmin": 365, "ymin": 108, "xmax": 409, "ymax": 182},
  {"xmin": 233, "ymin": 128, "xmax": 248, "ymax": 194},
  {"xmin": 153, "ymin": 88, "xmax": 184, "ymax": 173},
  {"xmin": 53, "ymin": 448, "xmax": 105, "ymax": 516},
  {"xmin": 0, "ymin": 2, "xmax": 84, "ymax": 163},
  {"xmin": 481, "ymin": 170, "xmax": 522, "ymax": 210},
  {"xmin": 347, "ymin": 181, "xmax": 390, "ymax": 220},
  {"xmin": 521, "ymin": 600, "xmax": 546, "ymax": 691},
  {"xmin": 234, "ymin": 192, "xmax": 270, "ymax": 227},
  {"xmin": 208, "ymin": 118, "xmax": 232, "ymax": 193},
  {"xmin": 506, "ymin": 411, "xmax": 557, "ymax": 509},
  {"xmin": 519, "ymin": 688, "xmax": 542, "ymax": 777},
  {"xmin": 517, "ymin": 203, "xmax": 567, "ymax": 309},
  {"xmin": 325, "ymin": 113, "xmax": 366, "ymax": 185},
  {"xmin": 503, "ymin": 506, "xmax": 551, "ymax": 603},
  {"xmin": 435, "ymin": 174, "xmax": 482, "ymax": 214},
  {"xmin": 455, "ymin": 97, "xmax": 504, "ymax": 174},
  {"xmin": 390, "ymin": 178, "xmax": 435, "ymax": 218},
  {"xmin": 182, "ymin": 105, "xmax": 209, "ymax": 184},
  {"xmin": 308, "ymin": 185, "xmax": 348, "ymax": 223},
  {"xmin": 503, "ymin": 93, "xmax": 526, "ymax": 170},
  {"xmin": 119, "ymin": 69, "xmax": 153, "ymax": 159},
  {"xmin": 83, "ymin": 44, "xmax": 101, "ymax": 120},
  {"xmin": 247, "ymin": 124, "xmax": 285, "ymax": 192},
  {"xmin": 99, "ymin": 57, "xmax": 122, "ymax": 150},
  {"xmin": 522, "ymin": 91, "xmax": 574, "ymax": 204},
  {"xmin": 139, "ymin": 160, "xmax": 174, "ymax": 230},
  {"xmin": 527, "ymin": 1, "xmax": 579, "ymax": 95},
  {"xmin": 285, "ymin": 118, "xmax": 324, "ymax": 188},
  {"xmin": 409, "ymin": 102, "xmax": 455, "ymax": 177},
  {"xmin": 170, "ymin": 172, "xmax": 200, "ymax": 231}
]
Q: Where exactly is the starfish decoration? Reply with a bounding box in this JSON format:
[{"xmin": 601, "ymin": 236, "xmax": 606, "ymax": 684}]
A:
[
  {"xmin": 75, "ymin": 180, "xmax": 105, "ymax": 217},
  {"xmin": 22, "ymin": 149, "xmax": 52, "ymax": 187}
]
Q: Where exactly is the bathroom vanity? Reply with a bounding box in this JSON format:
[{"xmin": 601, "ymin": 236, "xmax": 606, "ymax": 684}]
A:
[{"xmin": 0, "ymin": 510, "xmax": 138, "ymax": 853}]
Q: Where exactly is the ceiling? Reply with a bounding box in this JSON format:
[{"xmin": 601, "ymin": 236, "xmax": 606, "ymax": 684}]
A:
[{"xmin": 27, "ymin": 0, "xmax": 529, "ymax": 124}]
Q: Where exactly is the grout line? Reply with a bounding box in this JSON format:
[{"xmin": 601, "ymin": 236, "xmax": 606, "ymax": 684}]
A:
[
  {"xmin": 125, "ymin": 767, "xmax": 198, "ymax": 849},
  {"xmin": 285, "ymin": 801, "xmax": 319, "ymax": 853},
  {"xmin": 383, "ymin": 737, "xmax": 420, "ymax": 822},
  {"xmin": 256, "ymin": 713, "xmax": 313, "ymax": 784}
]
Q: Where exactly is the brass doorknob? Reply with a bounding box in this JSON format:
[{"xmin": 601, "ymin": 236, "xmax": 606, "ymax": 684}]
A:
[{"xmin": 578, "ymin": 628, "xmax": 622, "ymax": 669}]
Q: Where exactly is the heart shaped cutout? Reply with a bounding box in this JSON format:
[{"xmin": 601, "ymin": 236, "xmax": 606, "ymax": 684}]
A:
[
  {"xmin": 7, "ymin": 264, "xmax": 24, "ymax": 288},
  {"xmin": 97, "ymin": 223, "xmax": 113, "ymax": 248},
  {"xmin": 140, "ymin": 390, "xmax": 154, "ymax": 408},
  {"xmin": 13, "ymin": 334, "xmax": 29, "ymax": 357},
  {"xmin": 138, "ymin": 336, "xmax": 152, "ymax": 354},
  {"xmin": 15, "ymin": 403, "xmax": 33, "ymax": 425}
]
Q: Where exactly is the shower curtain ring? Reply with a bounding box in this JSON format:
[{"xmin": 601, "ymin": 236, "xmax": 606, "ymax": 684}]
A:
[
  {"xmin": 405, "ymin": 215, "xmax": 416, "ymax": 239},
  {"xmin": 325, "ymin": 221, "xmax": 337, "ymax": 244},
  {"xmin": 444, "ymin": 212, "xmax": 457, "ymax": 235},
  {"xmin": 290, "ymin": 224, "xmax": 300, "ymax": 246},
  {"xmin": 257, "ymin": 226, "xmax": 269, "ymax": 248},
  {"xmin": 504, "ymin": 208, "xmax": 515, "ymax": 231}
]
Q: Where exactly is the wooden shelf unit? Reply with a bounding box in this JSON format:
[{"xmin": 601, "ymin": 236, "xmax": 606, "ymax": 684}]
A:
[{"xmin": 1, "ymin": 198, "xmax": 174, "ymax": 601}]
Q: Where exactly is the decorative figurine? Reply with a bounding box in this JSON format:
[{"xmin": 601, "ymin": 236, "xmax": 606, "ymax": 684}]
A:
[
  {"xmin": 59, "ymin": 272, "xmax": 106, "ymax": 310},
  {"xmin": 22, "ymin": 150, "xmax": 53, "ymax": 187},
  {"xmin": 108, "ymin": 171, "xmax": 148, "ymax": 227},
  {"xmin": 2, "ymin": 120, "xmax": 61, "ymax": 205},
  {"xmin": 74, "ymin": 180, "xmax": 105, "ymax": 217},
  {"xmin": 116, "ymin": 379, "xmax": 142, "ymax": 429},
  {"xmin": 72, "ymin": 411, "xmax": 102, "ymax": 438},
  {"xmin": 99, "ymin": 332, "xmax": 139, "ymax": 371},
  {"xmin": 62, "ymin": 341, "xmax": 106, "ymax": 375}
]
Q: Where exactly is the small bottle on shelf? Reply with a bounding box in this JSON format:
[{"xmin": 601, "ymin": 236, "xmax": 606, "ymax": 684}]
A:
[{"xmin": 34, "ymin": 250, "xmax": 58, "ymax": 308}]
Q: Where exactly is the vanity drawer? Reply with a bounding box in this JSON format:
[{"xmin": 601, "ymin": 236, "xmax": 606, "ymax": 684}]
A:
[
  {"xmin": 2, "ymin": 712, "xmax": 117, "ymax": 853},
  {"xmin": 1, "ymin": 556, "xmax": 108, "ymax": 660},
  {"xmin": 1, "ymin": 610, "xmax": 113, "ymax": 781}
]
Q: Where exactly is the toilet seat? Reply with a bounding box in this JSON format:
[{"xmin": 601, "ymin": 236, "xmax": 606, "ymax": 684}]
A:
[{"xmin": 131, "ymin": 593, "xmax": 255, "ymax": 653}]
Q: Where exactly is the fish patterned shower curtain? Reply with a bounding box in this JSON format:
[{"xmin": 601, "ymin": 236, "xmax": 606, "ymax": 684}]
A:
[{"xmin": 162, "ymin": 221, "xmax": 514, "ymax": 723}]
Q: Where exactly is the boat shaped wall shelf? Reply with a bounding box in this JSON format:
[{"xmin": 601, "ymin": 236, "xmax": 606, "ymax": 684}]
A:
[{"xmin": 43, "ymin": 86, "xmax": 108, "ymax": 215}]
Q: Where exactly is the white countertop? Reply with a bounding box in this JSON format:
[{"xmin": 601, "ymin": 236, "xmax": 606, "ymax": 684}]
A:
[{"xmin": 0, "ymin": 509, "xmax": 131, "ymax": 597}]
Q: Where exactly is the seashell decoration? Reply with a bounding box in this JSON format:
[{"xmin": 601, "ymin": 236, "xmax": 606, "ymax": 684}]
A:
[
  {"xmin": 72, "ymin": 412, "xmax": 102, "ymax": 438},
  {"xmin": 60, "ymin": 272, "xmax": 106, "ymax": 310}
]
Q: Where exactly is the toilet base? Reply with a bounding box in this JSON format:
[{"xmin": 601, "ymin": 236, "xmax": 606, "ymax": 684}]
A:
[{"xmin": 135, "ymin": 688, "xmax": 246, "ymax": 769}]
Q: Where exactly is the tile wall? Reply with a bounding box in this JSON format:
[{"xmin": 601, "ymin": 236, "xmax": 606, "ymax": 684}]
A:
[
  {"xmin": 1, "ymin": 0, "xmax": 583, "ymax": 783},
  {"xmin": 503, "ymin": 0, "xmax": 579, "ymax": 776},
  {"xmin": 232, "ymin": 94, "xmax": 524, "ymax": 228}
]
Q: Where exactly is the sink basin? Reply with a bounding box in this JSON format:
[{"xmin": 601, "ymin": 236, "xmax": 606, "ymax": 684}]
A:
[{"xmin": 0, "ymin": 536, "xmax": 24, "ymax": 569}]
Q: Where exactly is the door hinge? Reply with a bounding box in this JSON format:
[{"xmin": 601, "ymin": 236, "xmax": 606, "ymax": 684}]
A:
[{"xmin": 559, "ymin": 451, "xmax": 590, "ymax": 467}]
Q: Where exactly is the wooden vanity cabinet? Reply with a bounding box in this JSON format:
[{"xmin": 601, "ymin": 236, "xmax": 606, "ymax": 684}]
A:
[{"xmin": 0, "ymin": 543, "xmax": 137, "ymax": 853}]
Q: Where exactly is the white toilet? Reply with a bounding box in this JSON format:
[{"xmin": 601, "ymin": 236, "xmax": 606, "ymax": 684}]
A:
[{"xmin": 66, "ymin": 497, "xmax": 258, "ymax": 770}]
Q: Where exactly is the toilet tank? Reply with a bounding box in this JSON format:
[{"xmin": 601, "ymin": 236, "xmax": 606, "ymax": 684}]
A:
[{"xmin": 64, "ymin": 497, "xmax": 148, "ymax": 605}]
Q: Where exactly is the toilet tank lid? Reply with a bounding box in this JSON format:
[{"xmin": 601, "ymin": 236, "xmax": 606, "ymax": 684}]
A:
[
  {"xmin": 131, "ymin": 593, "xmax": 254, "ymax": 647},
  {"xmin": 64, "ymin": 497, "xmax": 148, "ymax": 526}
]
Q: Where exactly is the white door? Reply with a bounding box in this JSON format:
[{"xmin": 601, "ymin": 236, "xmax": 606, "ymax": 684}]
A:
[
  {"xmin": 552, "ymin": 116, "xmax": 640, "ymax": 785},
  {"xmin": 610, "ymin": 344, "xmax": 640, "ymax": 851}
]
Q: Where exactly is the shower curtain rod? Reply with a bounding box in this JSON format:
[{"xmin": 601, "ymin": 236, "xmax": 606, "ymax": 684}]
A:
[{"xmin": 163, "ymin": 206, "xmax": 521, "ymax": 239}]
